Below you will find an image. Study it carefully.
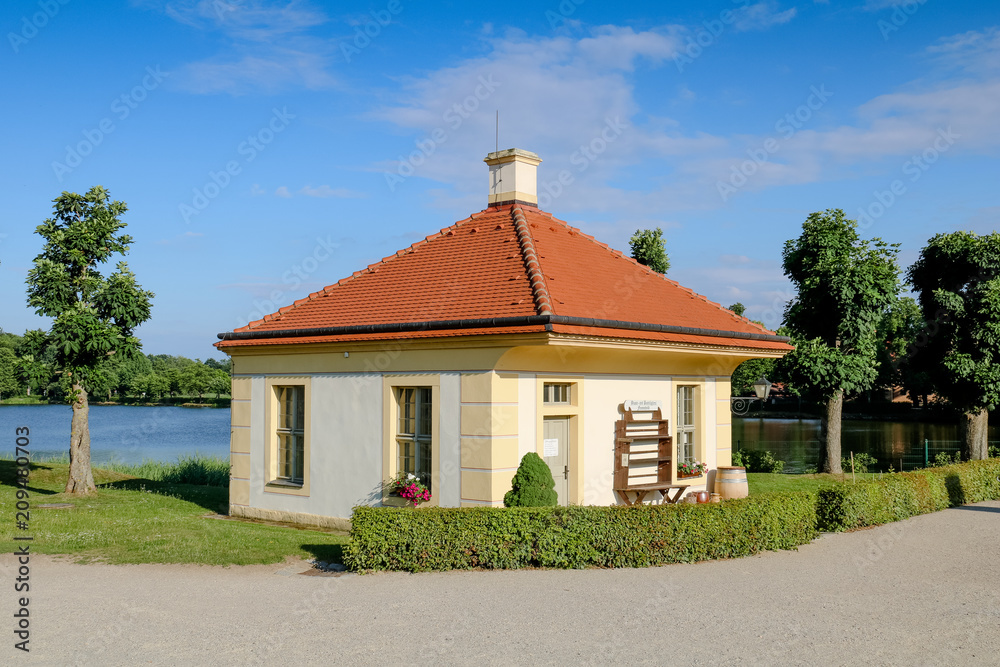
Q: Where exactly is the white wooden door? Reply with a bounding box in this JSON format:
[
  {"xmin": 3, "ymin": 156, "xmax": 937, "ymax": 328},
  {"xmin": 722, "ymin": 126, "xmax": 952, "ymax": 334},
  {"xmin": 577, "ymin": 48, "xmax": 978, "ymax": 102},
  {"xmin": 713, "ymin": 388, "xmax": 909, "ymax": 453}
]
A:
[{"xmin": 543, "ymin": 417, "xmax": 570, "ymax": 505}]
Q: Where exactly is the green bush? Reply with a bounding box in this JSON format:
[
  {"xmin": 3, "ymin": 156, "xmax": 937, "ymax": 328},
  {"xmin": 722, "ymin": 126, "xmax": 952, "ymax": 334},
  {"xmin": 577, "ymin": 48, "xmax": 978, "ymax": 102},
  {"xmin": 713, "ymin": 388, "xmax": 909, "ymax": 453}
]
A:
[
  {"xmin": 503, "ymin": 452, "xmax": 557, "ymax": 507},
  {"xmin": 840, "ymin": 452, "xmax": 878, "ymax": 473},
  {"xmin": 344, "ymin": 492, "xmax": 817, "ymax": 572},
  {"xmin": 931, "ymin": 451, "xmax": 962, "ymax": 467},
  {"xmin": 733, "ymin": 449, "xmax": 785, "ymax": 473},
  {"xmin": 817, "ymin": 458, "xmax": 1000, "ymax": 531}
]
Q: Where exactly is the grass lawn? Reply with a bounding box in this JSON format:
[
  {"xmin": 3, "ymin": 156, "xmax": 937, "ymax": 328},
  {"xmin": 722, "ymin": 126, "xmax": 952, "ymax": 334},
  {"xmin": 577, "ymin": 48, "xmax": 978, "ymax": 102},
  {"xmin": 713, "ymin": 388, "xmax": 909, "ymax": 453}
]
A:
[
  {"xmin": 0, "ymin": 459, "xmax": 348, "ymax": 566},
  {"xmin": 748, "ymin": 471, "xmax": 881, "ymax": 494}
]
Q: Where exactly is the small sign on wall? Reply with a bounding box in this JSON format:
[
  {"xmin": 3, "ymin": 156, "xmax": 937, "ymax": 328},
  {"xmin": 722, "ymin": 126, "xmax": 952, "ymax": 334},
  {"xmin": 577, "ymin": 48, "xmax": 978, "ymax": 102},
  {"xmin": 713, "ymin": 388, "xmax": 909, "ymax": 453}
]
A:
[
  {"xmin": 543, "ymin": 438, "xmax": 559, "ymax": 457},
  {"xmin": 624, "ymin": 399, "xmax": 662, "ymax": 412}
]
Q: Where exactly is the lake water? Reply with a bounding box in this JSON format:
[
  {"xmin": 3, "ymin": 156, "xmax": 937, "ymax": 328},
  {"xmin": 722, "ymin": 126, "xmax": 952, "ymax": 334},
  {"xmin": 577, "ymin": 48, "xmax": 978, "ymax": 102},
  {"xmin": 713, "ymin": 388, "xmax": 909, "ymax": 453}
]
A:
[
  {"xmin": 733, "ymin": 417, "xmax": 1000, "ymax": 472},
  {"xmin": 0, "ymin": 405, "xmax": 230, "ymax": 464}
]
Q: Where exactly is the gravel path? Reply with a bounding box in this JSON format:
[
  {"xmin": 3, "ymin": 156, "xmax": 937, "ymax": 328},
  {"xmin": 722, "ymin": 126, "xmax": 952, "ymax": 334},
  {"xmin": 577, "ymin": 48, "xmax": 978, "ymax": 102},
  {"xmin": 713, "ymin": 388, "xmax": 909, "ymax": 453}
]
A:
[{"xmin": 4, "ymin": 501, "xmax": 998, "ymax": 666}]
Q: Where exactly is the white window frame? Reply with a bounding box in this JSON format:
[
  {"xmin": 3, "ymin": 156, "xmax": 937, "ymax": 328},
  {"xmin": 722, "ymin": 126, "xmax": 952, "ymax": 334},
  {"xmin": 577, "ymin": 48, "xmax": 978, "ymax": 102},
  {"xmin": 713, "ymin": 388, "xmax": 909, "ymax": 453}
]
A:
[
  {"xmin": 274, "ymin": 385, "xmax": 305, "ymax": 485},
  {"xmin": 542, "ymin": 382, "xmax": 572, "ymax": 405},
  {"xmin": 676, "ymin": 385, "xmax": 697, "ymax": 464},
  {"xmin": 396, "ymin": 386, "xmax": 433, "ymax": 490}
]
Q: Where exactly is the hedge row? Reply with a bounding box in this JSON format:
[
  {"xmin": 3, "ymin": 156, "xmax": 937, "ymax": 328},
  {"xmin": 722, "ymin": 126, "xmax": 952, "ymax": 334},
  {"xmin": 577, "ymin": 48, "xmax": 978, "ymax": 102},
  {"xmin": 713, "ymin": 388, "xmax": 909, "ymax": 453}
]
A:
[
  {"xmin": 344, "ymin": 492, "xmax": 817, "ymax": 572},
  {"xmin": 817, "ymin": 458, "xmax": 1000, "ymax": 532}
]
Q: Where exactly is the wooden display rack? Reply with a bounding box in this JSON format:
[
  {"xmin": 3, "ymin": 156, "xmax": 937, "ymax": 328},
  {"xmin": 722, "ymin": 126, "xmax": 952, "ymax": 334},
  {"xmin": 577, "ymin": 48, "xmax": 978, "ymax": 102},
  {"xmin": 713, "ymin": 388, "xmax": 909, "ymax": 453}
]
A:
[{"xmin": 613, "ymin": 406, "xmax": 688, "ymax": 505}]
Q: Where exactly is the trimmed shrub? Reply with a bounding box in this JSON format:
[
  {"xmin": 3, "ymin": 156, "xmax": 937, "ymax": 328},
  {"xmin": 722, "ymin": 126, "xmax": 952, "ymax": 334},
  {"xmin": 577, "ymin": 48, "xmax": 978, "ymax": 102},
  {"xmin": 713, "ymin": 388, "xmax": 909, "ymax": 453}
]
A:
[
  {"xmin": 733, "ymin": 449, "xmax": 785, "ymax": 473},
  {"xmin": 817, "ymin": 458, "xmax": 1000, "ymax": 532},
  {"xmin": 503, "ymin": 452, "xmax": 557, "ymax": 507},
  {"xmin": 344, "ymin": 492, "xmax": 817, "ymax": 572}
]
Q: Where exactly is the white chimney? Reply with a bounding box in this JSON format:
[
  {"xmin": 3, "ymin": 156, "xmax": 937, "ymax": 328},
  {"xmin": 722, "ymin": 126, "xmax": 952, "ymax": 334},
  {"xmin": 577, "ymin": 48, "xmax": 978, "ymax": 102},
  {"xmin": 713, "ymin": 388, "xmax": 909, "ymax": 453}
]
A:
[{"xmin": 484, "ymin": 148, "xmax": 542, "ymax": 207}]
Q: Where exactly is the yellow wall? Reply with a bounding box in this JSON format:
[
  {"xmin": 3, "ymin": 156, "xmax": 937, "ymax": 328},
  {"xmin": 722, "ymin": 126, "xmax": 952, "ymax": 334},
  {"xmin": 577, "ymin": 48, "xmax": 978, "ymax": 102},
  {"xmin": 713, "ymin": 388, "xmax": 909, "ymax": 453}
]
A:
[
  {"xmin": 459, "ymin": 371, "xmax": 520, "ymax": 505},
  {"xmin": 229, "ymin": 377, "xmax": 252, "ymax": 510}
]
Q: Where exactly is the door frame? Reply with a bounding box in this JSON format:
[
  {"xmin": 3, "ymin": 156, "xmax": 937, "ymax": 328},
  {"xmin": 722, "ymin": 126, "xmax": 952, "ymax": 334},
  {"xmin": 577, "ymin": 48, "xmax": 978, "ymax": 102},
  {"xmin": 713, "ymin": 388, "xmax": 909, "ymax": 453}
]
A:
[{"xmin": 535, "ymin": 376, "xmax": 583, "ymax": 505}]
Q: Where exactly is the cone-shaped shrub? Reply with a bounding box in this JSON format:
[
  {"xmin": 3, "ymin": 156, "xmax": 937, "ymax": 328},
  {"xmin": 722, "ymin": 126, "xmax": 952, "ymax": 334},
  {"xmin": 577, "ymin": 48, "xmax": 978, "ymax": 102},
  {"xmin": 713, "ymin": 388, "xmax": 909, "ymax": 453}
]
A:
[{"xmin": 504, "ymin": 452, "xmax": 557, "ymax": 507}]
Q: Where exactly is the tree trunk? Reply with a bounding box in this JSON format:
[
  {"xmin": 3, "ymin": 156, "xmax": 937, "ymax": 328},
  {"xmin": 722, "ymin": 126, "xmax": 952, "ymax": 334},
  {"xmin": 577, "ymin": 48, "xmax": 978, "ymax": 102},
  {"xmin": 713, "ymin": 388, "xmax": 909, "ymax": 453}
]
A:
[
  {"xmin": 65, "ymin": 383, "xmax": 96, "ymax": 495},
  {"xmin": 819, "ymin": 390, "xmax": 844, "ymax": 474},
  {"xmin": 960, "ymin": 408, "xmax": 989, "ymax": 461}
]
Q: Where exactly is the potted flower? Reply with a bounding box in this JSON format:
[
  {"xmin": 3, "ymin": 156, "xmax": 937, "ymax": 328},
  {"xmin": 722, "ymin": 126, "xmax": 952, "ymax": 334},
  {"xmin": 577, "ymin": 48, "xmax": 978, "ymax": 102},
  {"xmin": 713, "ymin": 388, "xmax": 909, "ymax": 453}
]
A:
[
  {"xmin": 386, "ymin": 472, "xmax": 431, "ymax": 507},
  {"xmin": 677, "ymin": 460, "xmax": 708, "ymax": 478}
]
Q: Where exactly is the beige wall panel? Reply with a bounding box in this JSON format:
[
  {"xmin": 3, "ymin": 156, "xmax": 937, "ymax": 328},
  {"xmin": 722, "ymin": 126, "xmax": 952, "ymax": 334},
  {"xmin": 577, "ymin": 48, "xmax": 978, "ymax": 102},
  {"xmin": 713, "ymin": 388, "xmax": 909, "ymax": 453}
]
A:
[
  {"xmin": 461, "ymin": 405, "xmax": 518, "ymax": 437},
  {"xmin": 230, "ymin": 452, "xmax": 250, "ymax": 479},
  {"xmin": 230, "ymin": 427, "xmax": 250, "ymax": 454},
  {"xmin": 461, "ymin": 372, "xmax": 492, "ymax": 403},
  {"xmin": 231, "ymin": 377, "xmax": 252, "ymax": 400},
  {"xmin": 461, "ymin": 437, "xmax": 493, "ymax": 469},
  {"xmin": 716, "ymin": 400, "xmax": 732, "ymax": 426},
  {"xmin": 715, "ymin": 379, "xmax": 732, "ymax": 401},
  {"xmin": 230, "ymin": 479, "xmax": 250, "ymax": 506},
  {"xmin": 716, "ymin": 425, "xmax": 733, "ymax": 451},
  {"xmin": 492, "ymin": 373, "xmax": 520, "ymax": 403},
  {"xmin": 716, "ymin": 448, "xmax": 733, "ymax": 468},
  {"xmin": 231, "ymin": 400, "xmax": 251, "ymax": 428},
  {"xmin": 461, "ymin": 469, "xmax": 516, "ymax": 503}
]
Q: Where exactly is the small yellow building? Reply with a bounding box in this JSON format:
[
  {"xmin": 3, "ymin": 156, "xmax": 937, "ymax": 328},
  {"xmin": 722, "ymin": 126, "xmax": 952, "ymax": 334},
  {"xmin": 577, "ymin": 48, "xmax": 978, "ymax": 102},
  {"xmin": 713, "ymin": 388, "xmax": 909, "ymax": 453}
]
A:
[{"xmin": 216, "ymin": 149, "xmax": 790, "ymax": 528}]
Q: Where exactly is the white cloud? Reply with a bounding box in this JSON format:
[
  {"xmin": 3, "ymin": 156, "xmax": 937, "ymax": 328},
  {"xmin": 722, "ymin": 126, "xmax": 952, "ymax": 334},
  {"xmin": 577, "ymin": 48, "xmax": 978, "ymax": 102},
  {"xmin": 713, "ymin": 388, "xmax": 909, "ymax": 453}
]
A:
[
  {"xmin": 732, "ymin": 2, "xmax": 797, "ymax": 32},
  {"xmin": 160, "ymin": 0, "xmax": 336, "ymax": 94},
  {"xmin": 927, "ymin": 26, "xmax": 1000, "ymax": 74},
  {"xmin": 275, "ymin": 186, "xmax": 292, "ymax": 197}
]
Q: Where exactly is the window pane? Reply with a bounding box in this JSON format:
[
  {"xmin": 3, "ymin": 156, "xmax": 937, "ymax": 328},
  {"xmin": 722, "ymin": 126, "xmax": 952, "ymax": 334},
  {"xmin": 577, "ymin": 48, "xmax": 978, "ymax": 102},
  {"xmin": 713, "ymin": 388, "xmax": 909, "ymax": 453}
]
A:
[
  {"xmin": 278, "ymin": 433, "xmax": 292, "ymax": 478},
  {"xmin": 294, "ymin": 387, "xmax": 304, "ymax": 431},
  {"xmin": 418, "ymin": 388, "xmax": 432, "ymax": 436},
  {"xmin": 398, "ymin": 439, "xmax": 415, "ymax": 475},
  {"xmin": 543, "ymin": 383, "xmax": 570, "ymax": 404}
]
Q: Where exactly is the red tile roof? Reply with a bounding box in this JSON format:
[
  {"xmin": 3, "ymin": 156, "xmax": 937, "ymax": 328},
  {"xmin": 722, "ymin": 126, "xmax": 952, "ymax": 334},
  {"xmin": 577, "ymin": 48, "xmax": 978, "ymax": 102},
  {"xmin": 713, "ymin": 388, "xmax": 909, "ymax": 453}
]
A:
[{"xmin": 217, "ymin": 204, "xmax": 790, "ymax": 353}]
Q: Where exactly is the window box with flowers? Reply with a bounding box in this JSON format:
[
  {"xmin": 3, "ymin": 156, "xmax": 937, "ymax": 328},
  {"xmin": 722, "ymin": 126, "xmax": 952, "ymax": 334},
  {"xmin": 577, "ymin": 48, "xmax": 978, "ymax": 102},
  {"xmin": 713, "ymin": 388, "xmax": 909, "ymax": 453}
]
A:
[
  {"xmin": 386, "ymin": 472, "xmax": 431, "ymax": 507},
  {"xmin": 677, "ymin": 460, "xmax": 708, "ymax": 479}
]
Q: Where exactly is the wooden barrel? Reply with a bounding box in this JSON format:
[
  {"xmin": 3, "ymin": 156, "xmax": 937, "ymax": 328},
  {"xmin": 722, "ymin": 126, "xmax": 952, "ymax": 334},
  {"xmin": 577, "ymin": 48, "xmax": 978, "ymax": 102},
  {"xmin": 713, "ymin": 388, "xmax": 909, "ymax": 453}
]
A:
[{"xmin": 715, "ymin": 466, "xmax": 748, "ymax": 500}]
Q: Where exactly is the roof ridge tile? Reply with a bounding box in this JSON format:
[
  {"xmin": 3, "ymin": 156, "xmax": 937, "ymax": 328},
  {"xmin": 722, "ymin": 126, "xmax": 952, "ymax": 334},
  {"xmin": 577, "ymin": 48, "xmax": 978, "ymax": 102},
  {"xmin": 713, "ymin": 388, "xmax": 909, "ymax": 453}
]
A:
[{"xmin": 511, "ymin": 205, "xmax": 554, "ymax": 316}]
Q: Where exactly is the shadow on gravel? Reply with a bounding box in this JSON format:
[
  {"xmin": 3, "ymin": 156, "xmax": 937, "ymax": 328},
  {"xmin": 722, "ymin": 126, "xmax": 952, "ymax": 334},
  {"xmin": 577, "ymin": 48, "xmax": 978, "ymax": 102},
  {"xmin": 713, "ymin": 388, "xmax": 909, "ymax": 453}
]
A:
[
  {"xmin": 302, "ymin": 543, "xmax": 345, "ymax": 564},
  {"xmin": 950, "ymin": 505, "xmax": 1000, "ymax": 513}
]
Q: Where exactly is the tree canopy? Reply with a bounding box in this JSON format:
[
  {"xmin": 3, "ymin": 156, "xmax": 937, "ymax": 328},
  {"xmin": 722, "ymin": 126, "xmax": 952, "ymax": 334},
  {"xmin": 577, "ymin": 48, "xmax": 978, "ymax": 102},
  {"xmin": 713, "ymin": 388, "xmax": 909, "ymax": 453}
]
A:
[
  {"xmin": 629, "ymin": 227, "xmax": 670, "ymax": 274},
  {"xmin": 781, "ymin": 209, "xmax": 900, "ymax": 473},
  {"xmin": 907, "ymin": 231, "xmax": 1000, "ymax": 459}
]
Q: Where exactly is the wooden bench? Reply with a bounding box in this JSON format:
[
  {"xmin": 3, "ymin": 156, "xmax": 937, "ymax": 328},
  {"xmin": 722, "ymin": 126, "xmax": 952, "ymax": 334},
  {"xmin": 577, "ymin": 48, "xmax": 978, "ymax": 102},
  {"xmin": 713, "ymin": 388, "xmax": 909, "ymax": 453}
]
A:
[{"xmin": 613, "ymin": 407, "xmax": 688, "ymax": 505}]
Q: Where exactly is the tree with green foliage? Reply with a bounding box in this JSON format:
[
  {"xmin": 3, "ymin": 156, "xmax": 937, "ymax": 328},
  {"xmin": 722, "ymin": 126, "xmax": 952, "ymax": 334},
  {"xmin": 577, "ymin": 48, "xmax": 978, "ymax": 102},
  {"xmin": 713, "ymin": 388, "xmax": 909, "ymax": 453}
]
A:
[
  {"xmin": 781, "ymin": 209, "xmax": 899, "ymax": 474},
  {"xmin": 872, "ymin": 296, "xmax": 924, "ymax": 397},
  {"xmin": 727, "ymin": 302, "xmax": 746, "ymax": 318},
  {"xmin": 503, "ymin": 452, "xmax": 558, "ymax": 507},
  {"xmin": 15, "ymin": 329, "xmax": 55, "ymax": 396},
  {"xmin": 731, "ymin": 358, "xmax": 776, "ymax": 396},
  {"xmin": 0, "ymin": 348, "xmax": 19, "ymax": 399},
  {"xmin": 179, "ymin": 362, "xmax": 216, "ymax": 400},
  {"xmin": 629, "ymin": 227, "xmax": 670, "ymax": 274},
  {"xmin": 26, "ymin": 186, "xmax": 154, "ymax": 494},
  {"xmin": 210, "ymin": 369, "xmax": 231, "ymax": 398},
  {"xmin": 907, "ymin": 231, "xmax": 1000, "ymax": 460}
]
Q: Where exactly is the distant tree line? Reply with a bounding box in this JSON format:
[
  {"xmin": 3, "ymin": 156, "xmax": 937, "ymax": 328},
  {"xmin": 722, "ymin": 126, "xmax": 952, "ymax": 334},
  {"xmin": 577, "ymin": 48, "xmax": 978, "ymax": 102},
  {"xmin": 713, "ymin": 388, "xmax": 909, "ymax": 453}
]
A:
[{"xmin": 0, "ymin": 328, "xmax": 230, "ymax": 402}]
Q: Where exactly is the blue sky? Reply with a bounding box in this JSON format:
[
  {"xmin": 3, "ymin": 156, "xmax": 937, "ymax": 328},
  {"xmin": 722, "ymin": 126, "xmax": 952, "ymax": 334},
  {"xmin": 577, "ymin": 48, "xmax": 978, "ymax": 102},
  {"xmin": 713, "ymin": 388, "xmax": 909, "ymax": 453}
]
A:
[{"xmin": 2, "ymin": 0, "xmax": 998, "ymax": 360}]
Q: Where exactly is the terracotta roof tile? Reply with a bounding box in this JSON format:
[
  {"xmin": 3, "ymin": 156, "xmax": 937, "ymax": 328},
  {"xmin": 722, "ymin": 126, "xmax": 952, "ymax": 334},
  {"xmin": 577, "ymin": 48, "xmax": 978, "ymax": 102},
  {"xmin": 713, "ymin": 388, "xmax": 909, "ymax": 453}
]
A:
[{"xmin": 217, "ymin": 204, "xmax": 790, "ymax": 352}]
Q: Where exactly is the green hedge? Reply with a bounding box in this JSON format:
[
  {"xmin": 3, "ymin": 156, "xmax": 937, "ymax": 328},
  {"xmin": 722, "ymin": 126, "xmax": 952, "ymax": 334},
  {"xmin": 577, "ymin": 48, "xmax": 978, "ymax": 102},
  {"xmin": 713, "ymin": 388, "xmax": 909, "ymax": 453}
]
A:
[
  {"xmin": 817, "ymin": 458, "xmax": 1000, "ymax": 532},
  {"xmin": 344, "ymin": 492, "xmax": 817, "ymax": 572}
]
